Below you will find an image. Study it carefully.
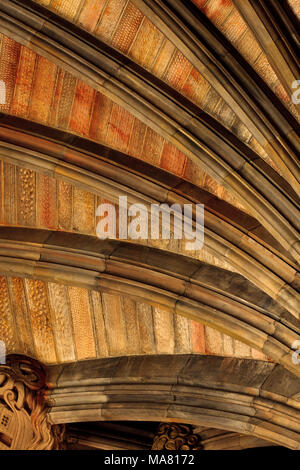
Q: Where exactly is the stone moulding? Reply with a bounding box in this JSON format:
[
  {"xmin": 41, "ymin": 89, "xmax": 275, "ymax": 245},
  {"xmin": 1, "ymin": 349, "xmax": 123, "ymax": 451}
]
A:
[
  {"xmin": 0, "ymin": 227, "xmax": 299, "ymax": 376},
  {"xmin": 132, "ymin": 0, "xmax": 300, "ymax": 193},
  {"xmin": 0, "ymin": 0, "xmax": 299, "ymax": 261},
  {"xmin": 47, "ymin": 355, "xmax": 300, "ymax": 449},
  {"xmin": 0, "ymin": 122, "xmax": 299, "ymax": 320},
  {"xmin": 233, "ymin": 0, "xmax": 299, "ymax": 101}
]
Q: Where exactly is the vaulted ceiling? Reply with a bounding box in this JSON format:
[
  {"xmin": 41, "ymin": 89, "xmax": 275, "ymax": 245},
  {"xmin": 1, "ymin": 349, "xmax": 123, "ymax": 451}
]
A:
[{"xmin": 0, "ymin": 0, "xmax": 299, "ymax": 450}]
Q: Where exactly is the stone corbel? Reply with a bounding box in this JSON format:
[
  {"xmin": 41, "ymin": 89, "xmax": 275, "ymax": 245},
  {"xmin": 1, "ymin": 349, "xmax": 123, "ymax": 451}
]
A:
[{"xmin": 0, "ymin": 354, "xmax": 56, "ymax": 450}]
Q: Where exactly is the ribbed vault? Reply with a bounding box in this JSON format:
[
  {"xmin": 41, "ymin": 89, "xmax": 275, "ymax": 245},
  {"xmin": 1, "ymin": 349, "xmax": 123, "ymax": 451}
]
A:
[
  {"xmin": 0, "ymin": 0, "xmax": 299, "ymax": 450},
  {"xmin": 0, "ymin": 1, "xmax": 299, "ymax": 261}
]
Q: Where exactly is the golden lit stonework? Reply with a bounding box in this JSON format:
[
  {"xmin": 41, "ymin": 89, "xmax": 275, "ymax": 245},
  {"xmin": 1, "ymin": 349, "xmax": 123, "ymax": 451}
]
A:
[{"xmin": 0, "ymin": 355, "xmax": 53, "ymax": 450}]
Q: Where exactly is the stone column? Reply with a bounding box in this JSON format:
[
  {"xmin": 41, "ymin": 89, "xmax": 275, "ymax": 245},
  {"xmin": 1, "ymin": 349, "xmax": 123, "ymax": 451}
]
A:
[
  {"xmin": 152, "ymin": 423, "xmax": 202, "ymax": 450},
  {"xmin": 0, "ymin": 354, "xmax": 56, "ymax": 450}
]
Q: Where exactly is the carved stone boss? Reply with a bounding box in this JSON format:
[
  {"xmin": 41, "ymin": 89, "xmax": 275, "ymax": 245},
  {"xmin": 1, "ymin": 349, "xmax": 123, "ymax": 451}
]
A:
[{"xmin": 152, "ymin": 423, "xmax": 202, "ymax": 450}]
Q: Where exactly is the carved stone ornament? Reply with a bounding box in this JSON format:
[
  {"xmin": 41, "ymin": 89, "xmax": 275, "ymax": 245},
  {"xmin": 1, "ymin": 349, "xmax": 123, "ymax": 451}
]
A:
[
  {"xmin": 152, "ymin": 423, "xmax": 203, "ymax": 450},
  {"xmin": 0, "ymin": 355, "xmax": 54, "ymax": 450}
]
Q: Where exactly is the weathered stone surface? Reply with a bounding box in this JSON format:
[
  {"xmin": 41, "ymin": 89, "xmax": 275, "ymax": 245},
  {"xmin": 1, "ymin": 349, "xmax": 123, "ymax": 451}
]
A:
[
  {"xmin": 0, "ymin": 355, "xmax": 55, "ymax": 450},
  {"xmin": 47, "ymin": 355, "xmax": 300, "ymax": 448}
]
